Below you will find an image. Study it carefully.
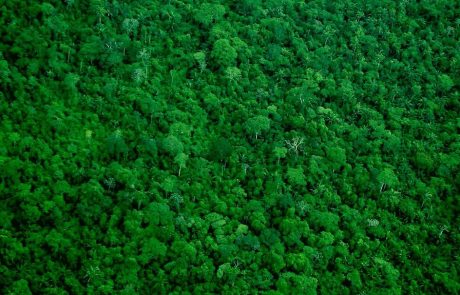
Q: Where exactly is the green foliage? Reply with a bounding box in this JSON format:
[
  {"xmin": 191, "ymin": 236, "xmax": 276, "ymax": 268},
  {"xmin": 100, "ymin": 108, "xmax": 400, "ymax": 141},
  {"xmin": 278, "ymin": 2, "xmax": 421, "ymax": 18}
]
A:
[
  {"xmin": 106, "ymin": 130, "xmax": 129, "ymax": 158},
  {"xmin": 274, "ymin": 146, "xmax": 287, "ymax": 163},
  {"xmin": 224, "ymin": 66, "xmax": 242, "ymax": 82},
  {"xmin": 377, "ymin": 168, "xmax": 399, "ymax": 191},
  {"xmin": 7, "ymin": 279, "xmax": 33, "ymax": 295},
  {"xmin": 194, "ymin": 3, "xmax": 226, "ymax": 26},
  {"xmin": 161, "ymin": 135, "xmax": 184, "ymax": 157},
  {"xmin": 174, "ymin": 152, "xmax": 188, "ymax": 176},
  {"xmin": 347, "ymin": 269, "xmax": 363, "ymax": 290},
  {"xmin": 208, "ymin": 137, "xmax": 232, "ymax": 162},
  {"xmin": 287, "ymin": 166, "xmax": 306, "ymax": 186},
  {"xmin": 438, "ymin": 74, "xmax": 454, "ymax": 93},
  {"xmin": 245, "ymin": 115, "xmax": 270, "ymax": 139},
  {"xmin": 326, "ymin": 146, "xmax": 346, "ymax": 169},
  {"xmin": 0, "ymin": 0, "xmax": 458, "ymax": 294},
  {"xmin": 211, "ymin": 39, "xmax": 237, "ymax": 68},
  {"xmin": 139, "ymin": 237, "xmax": 167, "ymax": 264}
]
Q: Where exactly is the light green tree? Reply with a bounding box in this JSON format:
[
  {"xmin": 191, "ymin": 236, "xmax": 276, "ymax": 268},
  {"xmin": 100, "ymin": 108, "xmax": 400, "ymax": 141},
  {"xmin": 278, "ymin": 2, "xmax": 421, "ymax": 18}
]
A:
[
  {"xmin": 287, "ymin": 166, "xmax": 306, "ymax": 186},
  {"xmin": 274, "ymin": 146, "xmax": 287, "ymax": 164},
  {"xmin": 377, "ymin": 168, "xmax": 399, "ymax": 192},
  {"xmin": 194, "ymin": 3, "xmax": 226, "ymax": 26},
  {"xmin": 211, "ymin": 39, "xmax": 237, "ymax": 68},
  {"xmin": 174, "ymin": 152, "xmax": 188, "ymax": 176},
  {"xmin": 245, "ymin": 115, "xmax": 270, "ymax": 139}
]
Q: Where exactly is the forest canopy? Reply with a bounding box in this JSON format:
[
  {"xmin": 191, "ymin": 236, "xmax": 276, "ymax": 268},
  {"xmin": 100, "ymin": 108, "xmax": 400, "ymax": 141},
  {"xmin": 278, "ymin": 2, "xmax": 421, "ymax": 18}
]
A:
[{"xmin": 0, "ymin": 0, "xmax": 459, "ymax": 294}]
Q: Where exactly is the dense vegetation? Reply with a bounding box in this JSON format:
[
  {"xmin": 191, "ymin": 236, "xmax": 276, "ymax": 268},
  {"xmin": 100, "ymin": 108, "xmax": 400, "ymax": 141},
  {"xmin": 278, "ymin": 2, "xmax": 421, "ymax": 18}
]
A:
[{"xmin": 1, "ymin": 0, "xmax": 459, "ymax": 294}]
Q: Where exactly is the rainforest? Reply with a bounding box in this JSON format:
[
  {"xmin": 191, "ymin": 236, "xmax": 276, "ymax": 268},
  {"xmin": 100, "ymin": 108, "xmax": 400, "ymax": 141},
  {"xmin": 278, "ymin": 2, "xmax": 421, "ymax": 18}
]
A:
[{"xmin": 0, "ymin": 0, "xmax": 459, "ymax": 294}]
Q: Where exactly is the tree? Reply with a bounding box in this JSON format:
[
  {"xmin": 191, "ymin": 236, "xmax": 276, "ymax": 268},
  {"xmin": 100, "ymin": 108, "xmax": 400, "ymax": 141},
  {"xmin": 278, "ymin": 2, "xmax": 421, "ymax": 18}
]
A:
[
  {"xmin": 285, "ymin": 137, "xmax": 304, "ymax": 155},
  {"xmin": 106, "ymin": 129, "xmax": 128, "ymax": 159},
  {"xmin": 347, "ymin": 269, "xmax": 363, "ymax": 290},
  {"xmin": 274, "ymin": 146, "xmax": 287, "ymax": 164},
  {"xmin": 7, "ymin": 279, "xmax": 33, "ymax": 295},
  {"xmin": 438, "ymin": 74, "xmax": 454, "ymax": 93},
  {"xmin": 211, "ymin": 39, "xmax": 237, "ymax": 68},
  {"xmin": 162, "ymin": 135, "xmax": 184, "ymax": 157},
  {"xmin": 326, "ymin": 146, "xmax": 346, "ymax": 170},
  {"xmin": 194, "ymin": 4, "xmax": 226, "ymax": 26},
  {"xmin": 208, "ymin": 137, "xmax": 232, "ymax": 162},
  {"xmin": 63, "ymin": 73, "xmax": 80, "ymax": 95},
  {"xmin": 0, "ymin": 54, "xmax": 11, "ymax": 83},
  {"xmin": 287, "ymin": 166, "xmax": 306, "ymax": 186},
  {"xmin": 122, "ymin": 18, "xmax": 139, "ymax": 37},
  {"xmin": 277, "ymin": 273, "xmax": 318, "ymax": 295},
  {"xmin": 245, "ymin": 116, "xmax": 270, "ymax": 139},
  {"xmin": 139, "ymin": 238, "xmax": 167, "ymax": 264},
  {"xmin": 224, "ymin": 66, "xmax": 242, "ymax": 82},
  {"xmin": 174, "ymin": 152, "xmax": 188, "ymax": 176},
  {"xmin": 193, "ymin": 51, "xmax": 207, "ymax": 72},
  {"xmin": 377, "ymin": 168, "xmax": 399, "ymax": 192},
  {"xmin": 79, "ymin": 35, "xmax": 103, "ymax": 63}
]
